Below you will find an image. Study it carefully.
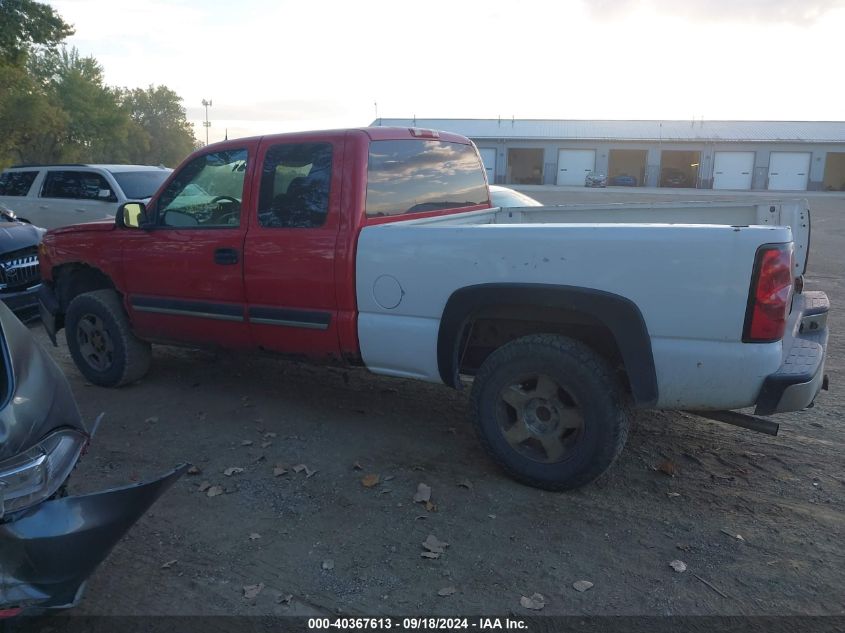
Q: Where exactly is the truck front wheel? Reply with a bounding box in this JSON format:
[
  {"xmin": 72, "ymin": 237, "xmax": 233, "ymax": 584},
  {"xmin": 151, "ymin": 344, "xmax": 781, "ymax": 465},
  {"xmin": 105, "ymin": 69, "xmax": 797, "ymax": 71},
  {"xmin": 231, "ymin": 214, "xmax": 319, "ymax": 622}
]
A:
[
  {"xmin": 65, "ymin": 289, "xmax": 151, "ymax": 387},
  {"xmin": 470, "ymin": 334, "xmax": 629, "ymax": 490}
]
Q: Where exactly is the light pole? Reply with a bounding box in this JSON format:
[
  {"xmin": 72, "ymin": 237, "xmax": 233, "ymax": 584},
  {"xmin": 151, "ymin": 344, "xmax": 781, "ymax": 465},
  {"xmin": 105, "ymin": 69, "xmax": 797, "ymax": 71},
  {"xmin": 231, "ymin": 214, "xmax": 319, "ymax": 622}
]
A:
[{"xmin": 201, "ymin": 98, "xmax": 212, "ymax": 145}]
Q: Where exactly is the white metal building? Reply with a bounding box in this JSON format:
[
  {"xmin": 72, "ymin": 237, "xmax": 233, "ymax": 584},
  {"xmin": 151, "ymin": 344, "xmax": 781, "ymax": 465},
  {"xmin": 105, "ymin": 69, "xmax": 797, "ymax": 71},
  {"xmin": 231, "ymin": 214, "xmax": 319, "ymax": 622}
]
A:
[{"xmin": 373, "ymin": 118, "xmax": 845, "ymax": 192}]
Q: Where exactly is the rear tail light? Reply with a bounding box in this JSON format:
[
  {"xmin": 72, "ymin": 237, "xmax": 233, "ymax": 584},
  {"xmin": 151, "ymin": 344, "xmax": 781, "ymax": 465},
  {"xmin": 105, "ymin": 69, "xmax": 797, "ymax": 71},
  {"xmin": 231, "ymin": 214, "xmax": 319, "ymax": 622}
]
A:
[{"xmin": 743, "ymin": 244, "xmax": 794, "ymax": 343}]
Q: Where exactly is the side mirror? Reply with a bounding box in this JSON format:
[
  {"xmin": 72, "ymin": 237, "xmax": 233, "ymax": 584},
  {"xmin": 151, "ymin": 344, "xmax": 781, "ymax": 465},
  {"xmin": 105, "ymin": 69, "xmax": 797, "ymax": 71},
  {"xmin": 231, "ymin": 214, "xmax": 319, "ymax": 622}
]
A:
[{"xmin": 116, "ymin": 202, "xmax": 147, "ymax": 229}]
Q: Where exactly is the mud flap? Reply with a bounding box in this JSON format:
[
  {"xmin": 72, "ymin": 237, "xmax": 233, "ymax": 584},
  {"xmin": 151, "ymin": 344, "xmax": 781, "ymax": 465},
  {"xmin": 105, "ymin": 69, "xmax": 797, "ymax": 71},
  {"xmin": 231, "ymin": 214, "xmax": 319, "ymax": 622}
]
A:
[{"xmin": 0, "ymin": 464, "xmax": 187, "ymax": 612}]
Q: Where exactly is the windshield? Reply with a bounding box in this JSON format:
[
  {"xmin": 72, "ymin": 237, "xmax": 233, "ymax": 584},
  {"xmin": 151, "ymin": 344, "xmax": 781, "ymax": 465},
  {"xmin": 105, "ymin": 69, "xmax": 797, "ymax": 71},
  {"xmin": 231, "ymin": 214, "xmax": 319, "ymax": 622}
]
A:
[{"xmin": 110, "ymin": 170, "xmax": 171, "ymax": 199}]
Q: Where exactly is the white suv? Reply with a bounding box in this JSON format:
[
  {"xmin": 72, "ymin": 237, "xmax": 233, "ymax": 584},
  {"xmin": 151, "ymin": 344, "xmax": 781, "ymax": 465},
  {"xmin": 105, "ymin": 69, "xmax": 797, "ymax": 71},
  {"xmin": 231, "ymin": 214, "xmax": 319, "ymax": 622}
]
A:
[{"xmin": 0, "ymin": 164, "xmax": 172, "ymax": 229}]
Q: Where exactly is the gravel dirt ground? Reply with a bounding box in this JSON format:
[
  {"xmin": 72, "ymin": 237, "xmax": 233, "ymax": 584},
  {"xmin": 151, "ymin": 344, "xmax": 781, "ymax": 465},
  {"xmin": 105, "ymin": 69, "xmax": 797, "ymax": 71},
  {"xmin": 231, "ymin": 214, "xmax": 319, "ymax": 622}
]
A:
[{"xmin": 35, "ymin": 188, "xmax": 844, "ymax": 617}]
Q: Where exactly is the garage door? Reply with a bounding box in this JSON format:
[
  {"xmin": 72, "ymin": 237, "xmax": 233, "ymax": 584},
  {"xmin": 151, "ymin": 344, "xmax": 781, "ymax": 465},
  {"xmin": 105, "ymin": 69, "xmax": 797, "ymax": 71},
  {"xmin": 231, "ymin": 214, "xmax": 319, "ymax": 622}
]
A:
[
  {"xmin": 768, "ymin": 152, "xmax": 811, "ymax": 191},
  {"xmin": 478, "ymin": 148, "xmax": 496, "ymax": 185},
  {"xmin": 557, "ymin": 149, "xmax": 595, "ymax": 186},
  {"xmin": 713, "ymin": 152, "xmax": 754, "ymax": 190}
]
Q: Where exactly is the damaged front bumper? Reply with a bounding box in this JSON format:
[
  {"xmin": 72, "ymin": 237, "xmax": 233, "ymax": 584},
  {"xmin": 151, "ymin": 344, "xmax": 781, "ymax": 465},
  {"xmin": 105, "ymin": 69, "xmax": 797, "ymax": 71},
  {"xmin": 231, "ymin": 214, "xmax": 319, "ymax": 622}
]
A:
[{"xmin": 0, "ymin": 464, "xmax": 186, "ymax": 615}]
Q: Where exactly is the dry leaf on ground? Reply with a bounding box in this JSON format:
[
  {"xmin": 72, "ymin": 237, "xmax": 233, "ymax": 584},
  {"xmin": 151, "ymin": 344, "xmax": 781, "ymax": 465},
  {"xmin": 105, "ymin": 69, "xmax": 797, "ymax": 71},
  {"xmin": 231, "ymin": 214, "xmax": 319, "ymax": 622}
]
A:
[
  {"xmin": 520, "ymin": 593, "xmax": 545, "ymax": 610},
  {"xmin": 322, "ymin": 559, "xmax": 334, "ymax": 570},
  {"xmin": 249, "ymin": 533, "xmax": 261, "ymax": 541},
  {"xmin": 161, "ymin": 559, "xmax": 177, "ymax": 569},
  {"xmin": 657, "ymin": 460, "xmax": 679, "ymax": 476},
  {"xmin": 197, "ymin": 481, "xmax": 211, "ymax": 492},
  {"xmin": 457, "ymin": 479, "xmax": 473, "ymax": 490},
  {"xmin": 223, "ymin": 467, "xmax": 244, "ymax": 476},
  {"xmin": 206, "ymin": 485, "xmax": 224, "ymax": 497},
  {"xmin": 273, "ymin": 464, "xmax": 288, "ymax": 477},
  {"xmin": 422, "ymin": 534, "xmax": 449, "ymax": 554},
  {"xmin": 362, "ymin": 474, "xmax": 380, "ymax": 488},
  {"xmin": 187, "ymin": 465, "xmax": 201, "ymax": 475},
  {"xmin": 243, "ymin": 583, "xmax": 264, "ymax": 600},
  {"xmin": 293, "ymin": 464, "xmax": 316, "ymax": 477},
  {"xmin": 241, "ymin": 440, "xmax": 254, "ymax": 447},
  {"xmin": 670, "ymin": 560, "xmax": 687, "ymax": 573},
  {"xmin": 438, "ymin": 586, "xmax": 456, "ymax": 597},
  {"xmin": 573, "ymin": 580, "xmax": 593, "ymax": 592},
  {"xmin": 414, "ymin": 483, "xmax": 432, "ymax": 503}
]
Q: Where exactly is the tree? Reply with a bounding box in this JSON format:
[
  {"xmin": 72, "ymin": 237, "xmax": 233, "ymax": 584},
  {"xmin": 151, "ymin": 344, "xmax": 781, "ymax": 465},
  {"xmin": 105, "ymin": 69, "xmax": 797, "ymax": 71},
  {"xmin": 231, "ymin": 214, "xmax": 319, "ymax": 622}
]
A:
[
  {"xmin": 0, "ymin": 0, "xmax": 73, "ymax": 63},
  {"xmin": 121, "ymin": 86, "xmax": 197, "ymax": 166},
  {"xmin": 0, "ymin": 3, "xmax": 197, "ymax": 168},
  {"xmin": 0, "ymin": 59, "xmax": 67, "ymax": 163},
  {"xmin": 46, "ymin": 48, "xmax": 130, "ymax": 163}
]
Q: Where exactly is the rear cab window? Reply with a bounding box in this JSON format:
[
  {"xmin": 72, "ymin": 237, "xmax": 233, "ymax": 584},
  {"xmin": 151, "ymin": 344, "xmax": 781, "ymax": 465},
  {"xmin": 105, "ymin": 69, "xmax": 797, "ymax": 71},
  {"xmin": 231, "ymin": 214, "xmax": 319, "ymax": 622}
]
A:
[
  {"xmin": 365, "ymin": 139, "xmax": 489, "ymax": 220},
  {"xmin": 0, "ymin": 171, "xmax": 38, "ymax": 196}
]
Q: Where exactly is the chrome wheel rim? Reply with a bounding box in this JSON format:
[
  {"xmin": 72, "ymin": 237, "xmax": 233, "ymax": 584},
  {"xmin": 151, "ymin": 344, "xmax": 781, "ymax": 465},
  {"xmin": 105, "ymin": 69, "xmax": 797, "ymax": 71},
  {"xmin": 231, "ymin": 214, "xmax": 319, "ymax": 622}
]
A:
[
  {"xmin": 496, "ymin": 373, "xmax": 584, "ymax": 463},
  {"xmin": 76, "ymin": 314, "xmax": 114, "ymax": 372}
]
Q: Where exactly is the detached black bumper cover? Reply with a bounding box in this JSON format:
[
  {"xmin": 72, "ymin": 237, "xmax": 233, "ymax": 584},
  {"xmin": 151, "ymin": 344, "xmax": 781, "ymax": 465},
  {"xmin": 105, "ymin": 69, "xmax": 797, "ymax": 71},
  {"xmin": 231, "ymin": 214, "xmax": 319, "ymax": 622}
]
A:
[
  {"xmin": 755, "ymin": 291, "xmax": 830, "ymax": 415},
  {"xmin": 0, "ymin": 284, "xmax": 41, "ymax": 323},
  {"xmin": 0, "ymin": 464, "xmax": 186, "ymax": 612},
  {"xmin": 36, "ymin": 283, "xmax": 60, "ymax": 346}
]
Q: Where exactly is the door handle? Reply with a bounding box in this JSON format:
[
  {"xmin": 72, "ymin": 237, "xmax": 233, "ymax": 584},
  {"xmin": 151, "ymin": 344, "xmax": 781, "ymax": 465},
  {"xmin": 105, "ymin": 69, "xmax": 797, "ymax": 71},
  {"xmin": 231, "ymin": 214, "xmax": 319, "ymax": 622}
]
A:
[{"xmin": 214, "ymin": 248, "xmax": 239, "ymax": 265}]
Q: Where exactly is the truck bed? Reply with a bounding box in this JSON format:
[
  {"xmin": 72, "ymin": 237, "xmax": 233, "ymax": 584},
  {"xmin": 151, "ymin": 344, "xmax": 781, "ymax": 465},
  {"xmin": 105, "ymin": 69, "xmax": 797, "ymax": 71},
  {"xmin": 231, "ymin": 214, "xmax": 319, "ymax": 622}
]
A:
[
  {"xmin": 356, "ymin": 199, "xmax": 808, "ymax": 410},
  {"xmin": 408, "ymin": 199, "xmax": 810, "ymax": 274}
]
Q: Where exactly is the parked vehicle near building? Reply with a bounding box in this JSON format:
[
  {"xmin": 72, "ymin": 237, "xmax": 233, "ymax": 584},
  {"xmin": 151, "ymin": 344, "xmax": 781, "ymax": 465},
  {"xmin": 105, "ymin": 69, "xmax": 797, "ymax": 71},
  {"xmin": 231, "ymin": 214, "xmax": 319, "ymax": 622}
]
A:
[
  {"xmin": 660, "ymin": 167, "xmax": 690, "ymax": 188},
  {"xmin": 0, "ymin": 202, "xmax": 44, "ymax": 322},
  {"xmin": 585, "ymin": 171, "xmax": 607, "ymax": 187},
  {"xmin": 610, "ymin": 173, "xmax": 637, "ymax": 186},
  {"xmin": 0, "ymin": 164, "xmax": 172, "ymax": 229},
  {"xmin": 489, "ymin": 185, "xmax": 541, "ymax": 207},
  {"xmin": 0, "ymin": 302, "xmax": 185, "ymax": 616},
  {"xmin": 36, "ymin": 127, "xmax": 830, "ymax": 491}
]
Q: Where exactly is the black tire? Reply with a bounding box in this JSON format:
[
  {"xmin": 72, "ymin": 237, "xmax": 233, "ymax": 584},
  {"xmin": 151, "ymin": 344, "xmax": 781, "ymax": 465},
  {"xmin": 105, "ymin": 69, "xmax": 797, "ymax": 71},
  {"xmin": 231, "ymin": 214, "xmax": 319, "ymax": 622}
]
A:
[
  {"xmin": 470, "ymin": 334, "xmax": 629, "ymax": 491},
  {"xmin": 65, "ymin": 289, "xmax": 151, "ymax": 387}
]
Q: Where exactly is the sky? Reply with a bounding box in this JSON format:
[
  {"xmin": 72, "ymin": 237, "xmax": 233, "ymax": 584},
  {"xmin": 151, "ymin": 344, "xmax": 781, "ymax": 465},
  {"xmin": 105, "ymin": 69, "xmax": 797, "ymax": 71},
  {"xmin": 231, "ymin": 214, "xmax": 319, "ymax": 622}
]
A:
[{"xmin": 49, "ymin": 0, "xmax": 845, "ymax": 144}]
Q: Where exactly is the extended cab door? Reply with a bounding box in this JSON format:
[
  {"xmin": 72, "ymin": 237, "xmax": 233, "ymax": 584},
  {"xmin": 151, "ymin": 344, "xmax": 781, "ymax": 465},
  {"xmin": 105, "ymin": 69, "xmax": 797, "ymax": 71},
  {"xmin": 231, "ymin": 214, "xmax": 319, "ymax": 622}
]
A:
[
  {"xmin": 242, "ymin": 135, "xmax": 345, "ymax": 359},
  {"xmin": 120, "ymin": 144, "xmax": 256, "ymax": 348}
]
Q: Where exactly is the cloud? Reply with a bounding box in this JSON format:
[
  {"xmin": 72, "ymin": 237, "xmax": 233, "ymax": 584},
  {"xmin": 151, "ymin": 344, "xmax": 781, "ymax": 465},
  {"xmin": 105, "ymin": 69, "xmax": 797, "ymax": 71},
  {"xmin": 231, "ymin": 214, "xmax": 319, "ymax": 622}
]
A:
[{"xmin": 586, "ymin": 0, "xmax": 845, "ymax": 23}]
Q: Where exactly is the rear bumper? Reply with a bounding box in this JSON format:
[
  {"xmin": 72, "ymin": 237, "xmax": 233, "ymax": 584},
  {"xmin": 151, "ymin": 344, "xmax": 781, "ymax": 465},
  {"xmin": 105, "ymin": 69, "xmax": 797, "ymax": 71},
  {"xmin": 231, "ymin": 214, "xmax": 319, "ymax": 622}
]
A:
[
  {"xmin": 754, "ymin": 291, "xmax": 829, "ymax": 415},
  {"xmin": 0, "ymin": 465, "xmax": 186, "ymax": 614}
]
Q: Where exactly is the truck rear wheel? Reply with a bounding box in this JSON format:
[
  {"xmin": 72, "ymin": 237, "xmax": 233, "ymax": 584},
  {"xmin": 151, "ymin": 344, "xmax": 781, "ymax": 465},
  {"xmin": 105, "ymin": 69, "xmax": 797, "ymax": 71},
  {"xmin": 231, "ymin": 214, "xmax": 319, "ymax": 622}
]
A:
[
  {"xmin": 65, "ymin": 289, "xmax": 151, "ymax": 387},
  {"xmin": 470, "ymin": 334, "xmax": 629, "ymax": 490}
]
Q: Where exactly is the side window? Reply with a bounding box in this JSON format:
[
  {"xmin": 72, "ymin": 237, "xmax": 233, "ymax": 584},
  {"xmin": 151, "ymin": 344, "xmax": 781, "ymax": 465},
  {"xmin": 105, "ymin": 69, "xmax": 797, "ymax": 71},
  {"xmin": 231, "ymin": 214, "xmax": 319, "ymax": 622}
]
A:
[
  {"xmin": 42, "ymin": 171, "xmax": 115, "ymax": 201},
  {"xmin": 257, "ymin": 143, "xmax": 332, "ymax": 228},
  {"xmin": 157, "ymin": 149, "xmax": 247, "ymax": 228},
  {"xmin": 0, "ymin": 171, "xmax": 37, "ymax": 196},
  {"xmin": 366, "ymin": 140, "xmax": 489, "ymax": 218}
]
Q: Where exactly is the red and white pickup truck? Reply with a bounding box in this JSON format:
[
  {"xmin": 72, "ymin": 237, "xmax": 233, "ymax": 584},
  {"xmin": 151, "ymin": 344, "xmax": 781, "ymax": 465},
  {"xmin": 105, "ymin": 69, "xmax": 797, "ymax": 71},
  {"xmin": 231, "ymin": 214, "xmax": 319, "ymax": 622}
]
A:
[{"xmin": 37, "ymin": 127, "xmax": 830, "ymax": 490}]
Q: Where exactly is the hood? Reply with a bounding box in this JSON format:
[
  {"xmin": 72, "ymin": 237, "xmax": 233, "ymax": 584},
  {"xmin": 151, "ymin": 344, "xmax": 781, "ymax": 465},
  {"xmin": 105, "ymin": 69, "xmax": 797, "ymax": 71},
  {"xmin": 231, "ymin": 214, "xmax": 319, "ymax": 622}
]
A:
[
  {"xmin": 47, "ymin": 221, "xmax": 116, "ymax": 237},
  {"xmin": 0, "ymin": 303, "xmax": 86, "ymax": 461},
  {"xmin": 0, "ymin": 222, "xmax": 43, "ymax": 254}
]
